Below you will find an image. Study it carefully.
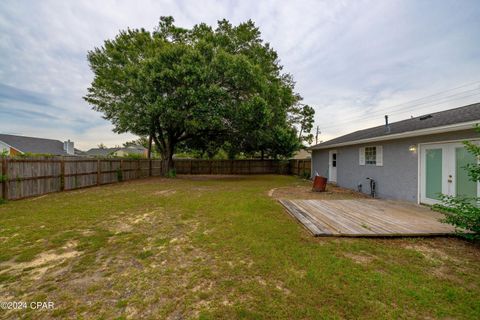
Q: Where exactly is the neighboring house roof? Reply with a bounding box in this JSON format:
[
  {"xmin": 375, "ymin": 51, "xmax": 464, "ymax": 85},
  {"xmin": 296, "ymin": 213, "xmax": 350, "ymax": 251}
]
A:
[
  {"xmin": 0, "ymin": 134, "xmax": 70, "ymax": 155},
  {"xmin": 291, "ymin": 149, "xmax": 311, "ymax": 159},
  {"xmin": 85, "ymin": 147, "xmax": 120, "ymax": 156},
  {"xmin": 85, "ymin": 145, "xmax": 147, "ymax": 157},
  {"xmin": 74, "ymin": 148, "xmax": 88, "ymax": 156},
  {"xmin": 311, "ymin": 102, "xmax": 480, "ymax": 150},
  {"xmin": 119, "ymin": 145, "xmax": 147, "ymax": 155}
]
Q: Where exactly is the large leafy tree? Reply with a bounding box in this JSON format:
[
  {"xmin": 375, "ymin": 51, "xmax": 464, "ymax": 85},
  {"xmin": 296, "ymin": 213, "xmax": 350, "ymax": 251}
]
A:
[{"xmin": 84, "ymin": 17, "xmax": 313, "ymax": 172}]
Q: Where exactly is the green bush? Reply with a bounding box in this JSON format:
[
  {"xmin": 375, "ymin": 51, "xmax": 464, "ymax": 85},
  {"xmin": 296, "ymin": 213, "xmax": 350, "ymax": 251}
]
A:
[
  {"xmin": 116, "ymin": 169, "xmax": 123, "ymax": 182},
  {"xmin": 299, "ymin": 171, "xmax": 310, "ymax": 180},
  {"xmin": 434, "ymin": 195, "xmax": 480, "ymax": 240},
  {"xmin": 165, "ymin": 169, "xmax": 176, "ymax": 178}
]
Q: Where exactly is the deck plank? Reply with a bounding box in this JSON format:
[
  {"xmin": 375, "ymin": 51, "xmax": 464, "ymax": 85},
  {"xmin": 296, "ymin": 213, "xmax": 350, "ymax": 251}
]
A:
[
  {"xmin": 317, "ymin": 200, "xmax": 405, "ymax": 234},
  {"xmin": 279, "ymin": 199, "xmax": 456, "ymax": 237},
  {"xmin": 278, "ymin": 200, "xmax": 331, "ymax": 236}
]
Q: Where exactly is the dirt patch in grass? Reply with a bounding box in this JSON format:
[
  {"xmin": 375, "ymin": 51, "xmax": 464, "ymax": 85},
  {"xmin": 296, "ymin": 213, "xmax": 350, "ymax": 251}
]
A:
[
  {"xmin": 270, "ymin": 182, "xmax": 368, "ymax": 200},
  {"xmin": 344, "ymin": 252, "xmax": 377, "ymax": 265},
  {"xmin": 0, "ymin": 240, "xmax": 81, "ymax": 281},
  {"xmin": 153, "ymin": 189, "xmax": 177, "ymax": 196}
]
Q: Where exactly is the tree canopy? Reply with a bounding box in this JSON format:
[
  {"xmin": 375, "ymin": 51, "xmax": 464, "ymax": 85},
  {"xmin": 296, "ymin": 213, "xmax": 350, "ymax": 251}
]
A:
[{"xmin": 84, "ymin": 16, "xmax": 314, "ymax": 171}]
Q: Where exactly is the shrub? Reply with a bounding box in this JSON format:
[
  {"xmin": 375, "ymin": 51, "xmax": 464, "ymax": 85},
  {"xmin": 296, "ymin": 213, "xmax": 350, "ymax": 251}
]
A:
[
  {"xmin": 434, "ymin": 195, "xmax": 480, "ymax": 240},
  {"xmin": 299, "ymin": 170, "xmax": 311, "ymax": 180},
  {"xmin": 116, "ymin": 169, "xmax": 123, "ymax": 182},
  {"xmin": 165, "ymin": 169, "xmax": 176, "ymax": 178}
]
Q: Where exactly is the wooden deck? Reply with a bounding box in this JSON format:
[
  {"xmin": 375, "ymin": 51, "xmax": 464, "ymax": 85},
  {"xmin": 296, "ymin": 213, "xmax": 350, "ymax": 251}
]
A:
[{"xmin": 279, "ymin": 199, "xmax": 456, "ymax": 237}]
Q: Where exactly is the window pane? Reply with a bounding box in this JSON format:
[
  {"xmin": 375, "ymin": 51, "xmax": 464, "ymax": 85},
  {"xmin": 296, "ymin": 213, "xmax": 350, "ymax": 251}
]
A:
[
  {"xmin": 365, "ymin": 146, "xmax": 376, "ymax": 164},
  {"xmin": 426, "ymin": 148, "xmax": 442, "ymax": 200},
  {"xmin": 456, "ymin": 147, "xmax": 477, "ymax": 198}
]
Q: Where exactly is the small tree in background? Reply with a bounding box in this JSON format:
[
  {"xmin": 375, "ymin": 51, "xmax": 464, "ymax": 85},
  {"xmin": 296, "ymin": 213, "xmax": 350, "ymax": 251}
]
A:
[{"xmin": 434, "ymin": 125, "xmax": 480, "ymax": 240}]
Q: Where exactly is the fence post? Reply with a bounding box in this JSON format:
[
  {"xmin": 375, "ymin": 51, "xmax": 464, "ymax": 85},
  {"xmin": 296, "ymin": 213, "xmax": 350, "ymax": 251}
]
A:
[
  {"xmin": 1, "ymin": 157, "xmax": 7, "ymax": 200},
  {"xmin": 120, "ymin": 160, "xmax": 124, "ymax": 181},
  {"xmin": 189, "ymin": 160, "xmax": 193, "ymax": 174},
  {"xmin": 209, "ymin": 160, "xmax": 213, "ymax": 174},
  {"xmin": 97, "ymin": 159, "xmax": 101, "ymax": 185},
  {"xmin": 149, "ymin": 159, "xmax": 152, "ymax": 177},
  {"xmin": 60, "ymin": 157, "xmax": 65, "ymax": 191}
]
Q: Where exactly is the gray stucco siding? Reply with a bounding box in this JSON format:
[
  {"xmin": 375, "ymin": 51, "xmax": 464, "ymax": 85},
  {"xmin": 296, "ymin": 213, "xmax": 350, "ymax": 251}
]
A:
[
  {"xmin": 311, "ymin": 129, "xmax": 479, "ymax": 202},
  {"xmin": 311, "ymin": 148, "xmax": 329, "ymax": 177}
]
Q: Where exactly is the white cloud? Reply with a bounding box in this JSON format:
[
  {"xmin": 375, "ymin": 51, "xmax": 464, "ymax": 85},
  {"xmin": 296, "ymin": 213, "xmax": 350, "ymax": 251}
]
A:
[{"xmin": 1, "ymin": 0, "xmax": 480, "ymax": 148}]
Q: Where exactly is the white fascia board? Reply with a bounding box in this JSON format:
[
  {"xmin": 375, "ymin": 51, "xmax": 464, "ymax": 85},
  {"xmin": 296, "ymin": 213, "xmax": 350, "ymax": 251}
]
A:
[{"xmin": 310, "ymin": 120, "xmax": 479, "ymax": 150}]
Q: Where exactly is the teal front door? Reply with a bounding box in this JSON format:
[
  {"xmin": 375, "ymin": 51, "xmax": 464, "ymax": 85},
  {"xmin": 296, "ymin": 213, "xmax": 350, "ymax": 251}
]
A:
[{"xmin": 420, "ymin": 142, "xmax": 479, "ymax": 205}]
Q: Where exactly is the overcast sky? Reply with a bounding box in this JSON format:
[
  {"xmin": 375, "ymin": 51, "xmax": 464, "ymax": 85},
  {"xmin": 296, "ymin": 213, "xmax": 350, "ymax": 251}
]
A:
[{"xmin": 1, "ymin": 0, "xmax": 480, "ymax": 150}]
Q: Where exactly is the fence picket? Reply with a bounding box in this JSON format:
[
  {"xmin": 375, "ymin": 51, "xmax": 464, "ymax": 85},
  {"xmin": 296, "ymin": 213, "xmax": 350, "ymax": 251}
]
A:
[{"xmin": 0, "ymin": 157, "xmax": 310, "ymax": 200}]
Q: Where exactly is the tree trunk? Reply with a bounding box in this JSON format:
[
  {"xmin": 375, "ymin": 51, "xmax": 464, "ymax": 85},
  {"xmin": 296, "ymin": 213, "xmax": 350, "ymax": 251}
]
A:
[
  {"xmin": 161, "ymin": 141, "xmax": 175, "ymax": 176},
  {"xmin": 147, "ymin": 135, "xmax": 152, "ymax": 159}
]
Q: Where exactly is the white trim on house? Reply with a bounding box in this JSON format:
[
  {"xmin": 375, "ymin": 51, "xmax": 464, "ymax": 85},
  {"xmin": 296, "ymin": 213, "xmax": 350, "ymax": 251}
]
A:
[
  {"xmin": 358, "ymin": 145, "xmax": 383, "ymax": 166},
  {"xmin": 417, "ymin": 143, "xmax": 421, "ymax": 204},
  {"xmin": 359, "ymin": 147, "xmax": 365, "ymax": 165},
  {"xmin": 310, "ymin": 120, "xmax": 478, "ymax": 150},
  {"xmin": 328, "ymin": 150, "xmax": 337, "ymax": 183}
]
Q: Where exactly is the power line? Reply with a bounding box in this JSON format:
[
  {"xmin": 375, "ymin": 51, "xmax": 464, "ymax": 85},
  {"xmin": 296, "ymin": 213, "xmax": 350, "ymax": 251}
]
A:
[
  {"xmin": 322, "ymin": 91, "xmax": 480, "ymax": 130},
  {"xmin": 318, "ymin": 79, "xmax": 480, "ymax": 123},
  {"xmin": 320, "ymin": 87, "xmax": 480, "ymax": 130},
  {"xmin": 322, "ymin": 87, "xmax": 480, "ymax": 126}
]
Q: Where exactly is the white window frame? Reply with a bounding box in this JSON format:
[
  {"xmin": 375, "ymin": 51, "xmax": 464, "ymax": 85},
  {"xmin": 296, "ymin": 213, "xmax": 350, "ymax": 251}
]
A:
[{"xmin": 359, "ymin": 146, "xmax": 383, "ymax": 166}]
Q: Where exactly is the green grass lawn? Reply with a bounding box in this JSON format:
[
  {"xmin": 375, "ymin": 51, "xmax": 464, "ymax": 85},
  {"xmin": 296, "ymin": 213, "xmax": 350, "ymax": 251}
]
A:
[{"xmin": 0, "ymin": 175, "xmax": 479, "ymax": 319}]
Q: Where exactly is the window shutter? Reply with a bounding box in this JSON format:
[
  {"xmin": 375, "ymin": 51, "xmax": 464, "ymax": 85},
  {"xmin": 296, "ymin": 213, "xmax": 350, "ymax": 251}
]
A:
[
  {"xmin": 359, "ymin": 147, "xmax": 365, "ymax": 165},
  {"xmin": 376, "ymin": 146, "xmax": 383, "ymax": 166}
]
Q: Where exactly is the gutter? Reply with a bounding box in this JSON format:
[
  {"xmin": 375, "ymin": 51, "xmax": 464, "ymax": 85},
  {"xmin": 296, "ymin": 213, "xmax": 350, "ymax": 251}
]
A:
[{"xmin": 309, "ymin": 120, "xmax": 479, "ymax": 150}]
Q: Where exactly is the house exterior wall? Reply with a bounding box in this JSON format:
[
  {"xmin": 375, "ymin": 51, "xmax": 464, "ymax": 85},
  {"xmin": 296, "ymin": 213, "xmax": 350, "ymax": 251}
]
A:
[
  {"xmin": 9, "ymin": 148, "xmax": 21, "ymax": 156},
  {"xmin": 311, "ymin": 129, "xmax": 479, "ymax": 202},
  {"xmin": 0, "ymin": 141, "xmax": 21, "ymax": 156},
  {"xmin": 0, "ymin": 141, "xmax": 10, "ymax": 154},
  {"xmin": 311, "ymin": 147, "xmax": 329, "ymax": 177}
]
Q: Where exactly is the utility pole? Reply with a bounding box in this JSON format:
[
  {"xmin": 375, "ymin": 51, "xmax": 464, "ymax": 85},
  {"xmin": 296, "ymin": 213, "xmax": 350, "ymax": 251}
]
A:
[{"xmin": 315, "ymin": 126, "xmax": 321, "ymax": 145}]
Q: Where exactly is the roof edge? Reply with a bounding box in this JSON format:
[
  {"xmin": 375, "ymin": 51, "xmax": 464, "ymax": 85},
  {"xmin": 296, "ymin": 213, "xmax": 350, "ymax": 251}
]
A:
[
  {"xmin": 309, "ymin": 120, "xmax": 479, "ymax": 150},
  {"xmin": 0, "ymin": 140, "xmax": 23, "ymax": 154}
]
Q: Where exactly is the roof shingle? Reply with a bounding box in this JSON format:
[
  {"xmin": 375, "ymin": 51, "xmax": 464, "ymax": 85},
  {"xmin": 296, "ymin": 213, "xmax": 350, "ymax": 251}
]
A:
[{"xmin": 0, "ymin": 134, "xmax": 70, "ymax": 155}]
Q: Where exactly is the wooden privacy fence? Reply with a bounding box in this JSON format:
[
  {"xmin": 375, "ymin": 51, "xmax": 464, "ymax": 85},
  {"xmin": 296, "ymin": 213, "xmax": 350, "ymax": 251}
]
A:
[
  {"xmin": 0, "ymin": 158, "xmax": 310, "ymax": 200},
  {"xmin": 174, "ymin": 159, "xmax": 290, "ymax": 175},
  {"xmin": 289, "ymin": 159, "xmax": 311, "ymax": 176}
]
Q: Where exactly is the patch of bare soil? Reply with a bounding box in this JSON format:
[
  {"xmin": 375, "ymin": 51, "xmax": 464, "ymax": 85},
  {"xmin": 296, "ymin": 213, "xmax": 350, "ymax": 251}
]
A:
[
  {"xmin": 108, "ymin": 209, "xmax": 163, "ymax": 234},
  {"xmin": 344, "ymin": 252, "xmax": 377, "ymax": 265},
  {"xmin": 392, "ymin": 238, "xmax": 479, "ymax": 287},
  {"xmin": 0, "ymin": 241, "xmax": 81, "ymax": 281},
  {"xmin": 270, "ymin": 183, "xmax": 368, "ymax": 200},
  {"xmin": 153, "ymin": 189, "xmax": 177, "ymax": 196}
]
